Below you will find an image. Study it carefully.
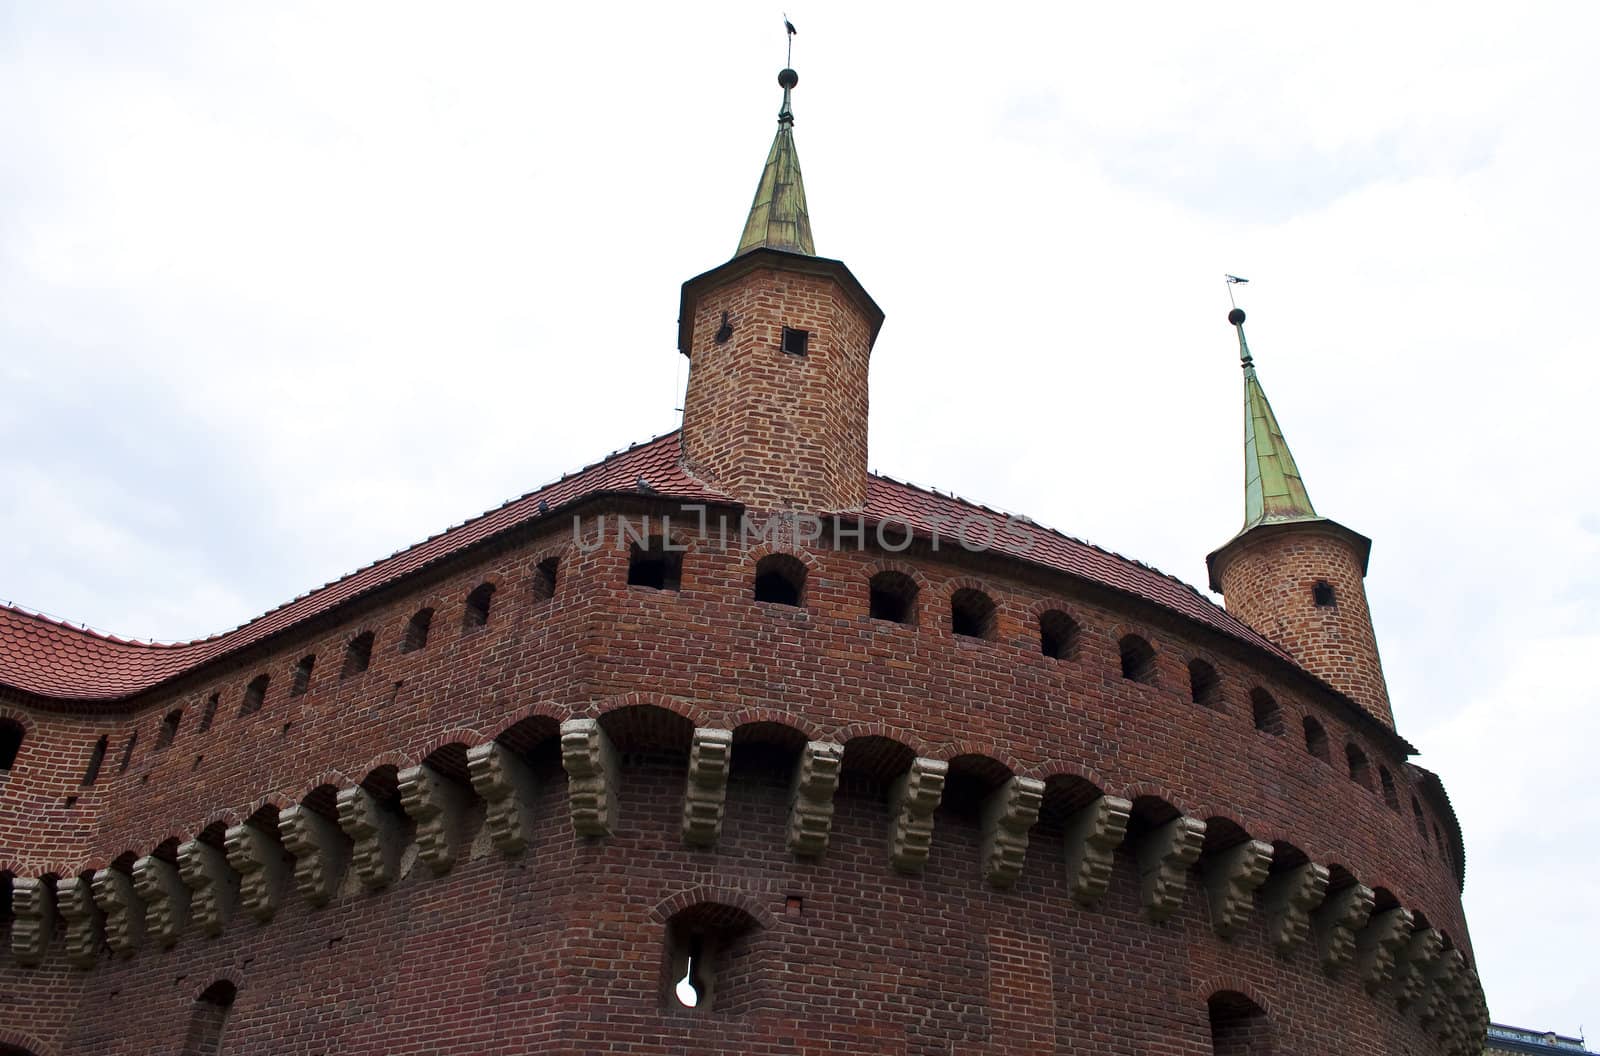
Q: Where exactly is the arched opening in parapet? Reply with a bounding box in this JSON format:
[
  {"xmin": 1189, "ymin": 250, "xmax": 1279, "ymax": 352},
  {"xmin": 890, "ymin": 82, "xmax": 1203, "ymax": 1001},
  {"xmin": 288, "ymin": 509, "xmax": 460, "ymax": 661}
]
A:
[
  {"xmin": 868, "ymin": 570, "xmax": 918, "ymax": 625},
  {"xmin": 1250, "ymin": 689, "xmax": 1283, "ymax": 735},
  {"xmin": 401, "ymin": 608, "xmax": 434, "ymax": 653},
  {"xmin": 532, "ymin": 556, "xmax": 560, "ymax": 603},
  {"xmin": 1345, "ymin": 742, "xmax": 1373, "ymax": 790},
  {"xmin": 1378, "ymin": 766, "xmax": 1399, "ymax": 810},
  {"xmin": 1119, "ymin": 634, "xmax": 1157, "ymax": 684},
  {"xmin": 291, "ymin": 654, "xmax": 316, "ymax": 696},
  {"xmin": 180, "ymin": 978, "xmax": 237, "ymax": 1056},
  {"xmin": 1039, "ymin": 610, "xmax": 1079, "ymax": 660},
  {"xmin": 1126, "ymin": 795, "xmax": 1182, "ymax": 845},
  {"xmin": 1187, "ymin": 659, "xmax": 1221, "ymax": 708},
  {"xmin": 937, "ymin": 754, "xmax": 1014, "ymax": 826},
  {"xmin": 239, "ymin": 674, "xmax": 269, "ymax": 717},
  {"xmin": 950, "ymin": 588, "xmax": 996, "ymax": 640},
  {"xmin": 663, "ymin": 901, "xmax": 766, "ymax": 1013},
  {"xmin": 1208, "ymin": 990, "xmax": 1272, "ymax": 1055},
  {"xmin": 753, "ymin": 554, "xmax": 806, "ymax": 607},
  {"xmin": 600, "ymin": 705, "xmax": 696, "ymax": 775},
  {"xmin": 342, "ymin": 631, "xmax": 375, "ymax": 678},
  {"xmin": 496, "ymin": 714, "xmax": 564, "ymax": 776},
  {"xmin": 730, "ymin": 722, "xmax": 809, "ymax": 805},
  {"xmin": 1301, "ymin": 717, "xmax": 1329, "ymax": 762},
  {"xmin": 83, "ymin": 735, "xmax": 109, "ymax": 785},
  {"xmin": 629, "ymin": 538, "xmax": 683, "ymax": 591},
  {"xmin": 0, "ymin": 719, "xmax": 25, "ymax": 770},
  {"xmin": 463, "ymin": 582, "xmax": 496, "ymax": 630},
  {"xmin": 839, "ymin": 735, "xmax": 918, "ymax": 800}
]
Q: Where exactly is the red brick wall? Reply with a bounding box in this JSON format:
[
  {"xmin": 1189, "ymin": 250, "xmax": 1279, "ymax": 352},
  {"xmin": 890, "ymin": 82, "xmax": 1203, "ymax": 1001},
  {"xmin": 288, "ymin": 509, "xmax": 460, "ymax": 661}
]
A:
[
  {"xmin": 681, "ymin": 265, "xmax": 873, "ymax": 512},
  {"xmin": 1213, "ymin": 524, "xmax": 1394, "ymax": 727},
  {"xmin": 0, "ymin": 498, "xmax": 1471, "ymax": 1054}
]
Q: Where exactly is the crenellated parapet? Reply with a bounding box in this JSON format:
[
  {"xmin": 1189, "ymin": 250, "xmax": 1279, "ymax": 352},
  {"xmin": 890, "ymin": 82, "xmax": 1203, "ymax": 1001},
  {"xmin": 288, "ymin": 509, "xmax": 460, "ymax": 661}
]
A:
[
  {"xmin": 132, "ymin": 854, "xmax": 189, "ymax": 948},
  {"xmin": 786, "ymin": 740, "xmax": 842, "ymax": 858},
  {"xmin": 887, "ymin": 757, "xmax": 946, "ymax": 873},
  {"xmin": 467, "ymin": 741, "xmax": 540, "ymax": 856},
  {"xmin": 1062, "ymin": 795, "xmax": 1132, "ymax": 907},
  {"xmin": 279, "ymin": 803, "xmax": 350, "ymax": 908},
  {"xmin": 561, "ymin": 718, "xmax": 619, "ymax": 837},
  {"xmin": 177, "ymin": 837, "xmax": 239, "ymax": 937},
  {"xmin": 1314, "ymin": 882, "xmax": 1375, "ymax": 974},
  {"xmin": 398, "ymin": 763, "xmax": 474, "ymax": 874},
  {"xmin": 55, "ymin": 875, "xmax": 103, "ymax": 968},
  {"xmin": 980, "ymin": 776, "xmax": 1043, "ymax": 889},
  {"xmin": 1263, "ymin": 861, "xmax": 1329, "ymax": 955},
  {"xmin": 225, "ymin": 820, "xmax": 290, "ymax": 923},
  {"xmin": 1136, "ymin": 815, "xmax": 1206, "ymax": 923},
  {"xmin": 1204, "ymin": 839, "xmax": 1274, "ymax": 938},
  {"xmin": 681, "ymin": 727, "xmax": 733, "ymax": 848}
]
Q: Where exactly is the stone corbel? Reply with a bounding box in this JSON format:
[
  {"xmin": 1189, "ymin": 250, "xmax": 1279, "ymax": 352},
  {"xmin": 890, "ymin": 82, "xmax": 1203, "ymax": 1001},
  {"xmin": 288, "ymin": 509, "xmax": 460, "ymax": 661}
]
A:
[
  {"xmin": 10, "ymin": 876, "xmax": 56, "ymax": 967},
  {"xmin": 133, "ymin": 854, "xmax": 190, "ymax": 948},
  {"xmin": 1136, "ymin": 815, "xmax": 1206, "ymax": 922},
  {"xmin": 681, "ymin": 727, "xmax": 734, "ymax": 848},
  {"xmin": 1204, "ymin": 839, "xmax": 1273, "ymax": 938},
  {"xmin": 55, "ymin": 875, "xmax": 103, "ymax": 969},
  {"xmin": 888, "ymin": 757, "xmax": 947, "ymax": 874},
  {"xmin": 1312, "ymin": 882, "xmax": 1375, "ymax": 974},
  {"xmin": 279, "ymin": 802, "xmax": 351, "ymax": 908},
  {"xmin": 337, "ymin": 784, "xmax": 409, "ymax": 891},
  {"xmin": 1262, "ymin": 862, "xmax": 1329, "ymax": 955},
  {"xmin": 399, "ymin": 763, "xmax": 474, "ymax": 875},
  {"xmin": 1422, "ymin": 948, "xmax": 1467, "ymax": 1035},
  {"xmin": 786, "ymin": 741, "xmax": 842, "ymax": 858},
  {"xmin": 1061, "ymin": 795, "xmax": 1132, "ymax": 907},
  {"xmin": 225, "ymin": 820, "xmax": 290, "ymax": 923},
  {"xmin": 467, "ymin": 741, "xmax": 540, "ymax": 856},
  {"xmin": 91, "ymin": 866, "xmax": 145, "ymax": 956},
  {"xmin": 560, "ymin": 718, "xmax": 619, "ymax": 837},
  {"xmin": 980, "ymin": 776, "xmax": 1043, "ymax": 889},
  {"xmin": 1355, "ymin": 906, "xmax": 1414, "ymax": 993},
  {"xmin": 1393, "ymin": 926, "xmax": 1443, "ymax": 1010},
  {"xmin": 177, "ymin": 837, "xmax": 239, "ymax": 937}
]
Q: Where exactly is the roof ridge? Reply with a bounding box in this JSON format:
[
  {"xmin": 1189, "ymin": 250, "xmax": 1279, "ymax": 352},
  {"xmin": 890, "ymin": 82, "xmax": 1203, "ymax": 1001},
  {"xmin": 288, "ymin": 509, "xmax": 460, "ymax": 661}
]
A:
[{"xmin": 0, "ymin": 600, "xmax": 195, "ymax": 650}]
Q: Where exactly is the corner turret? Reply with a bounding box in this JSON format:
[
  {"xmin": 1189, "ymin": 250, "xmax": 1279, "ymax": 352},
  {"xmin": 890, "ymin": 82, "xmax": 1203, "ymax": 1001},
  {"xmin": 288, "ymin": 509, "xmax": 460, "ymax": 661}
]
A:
[{"xmin": 1206, "ymin": 308, "xmax": 1395, "ymax": 726}]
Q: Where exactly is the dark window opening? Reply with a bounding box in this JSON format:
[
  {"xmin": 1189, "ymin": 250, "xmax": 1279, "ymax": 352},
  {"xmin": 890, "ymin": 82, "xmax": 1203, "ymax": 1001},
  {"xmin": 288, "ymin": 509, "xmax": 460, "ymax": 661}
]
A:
[
  {"xmin": 342, "ymin": 632, "xmax": 375, "ymax": 678},
  {"xmin": 1434, "ymin": 823, "xmax": 1447, "ymax": 865},
  {"xmin": 0, "ymin": 720, "xmax": 24, "ymax": 770},
  {"xmin": 950, "ymin": 588, "xmax": 997, "ymax": 640},
  {"xmin": 181, "ymin": 979, "xmax": 237, "ymax": 1056},
  {"xmin": 463, "ymin": 583, "xmax": 495, "ymax": 630},
  {"xmin": 629, "ymin": 541, "xmax": 683, "ymax": 591},
  {"xmin": 1188, "ymin": 659, "xmax": 1220, "ymax": 707},
  {"xmin": 868, "ymin": 571, "xmax": 918, "ymax": 624},
  {"xmin": 781, "ymin": 327, "xmax": 810, "ymax": 356},
  {"xmin": 1313, "ymin": 580, "xmax": 1337, "ymax": 607},
  {"xmin": 117, "ymin": 731, "xmax": 139, "ymax": 773},
  {"xmin": 1208, "ymin": 990, "xmax": 1273, "ymax": 1056},
  {"xmin": 83, "ymin": 735, "xmax": 109, "ymax": 785},
  {"xmin": 1379, "ymin": 766, "xmax": 1400, "ymax": 810},
  {"xmin": 1250, "ymin": 689, "xmax": 1284, "ymax": 735},
  {"xmin": 1346, "ymin": 742, "xmax": 1373, "ymax": 790},
  {"xmin": 157, "ymin": 709, "xmax": 183, "ymax": 749},
  {"xmin": 402, "ymin": 608, "xmax": 433, "ymax": 653},
  {"xmin": 240, "ymin": 674, "xmax": 269, "ymax": 717},
  {"xmin": 291, "ymin": 655, "xmax": 315, "ymax": 696},
  {"xmin": 1303, "ymin": 716, "xmax": 1329, "ymax": 762},
  {"xmin": 1119, "ymin": 634, "xmax": 1157, "ymax": 684},
  {"xmin": 532, "ymin": 557, "xmax": 560, "ymax": 603},
  {"xmin": 1039, "ymin": 610, "xmax": 1079, "ymax": 660},
  {"xmin": 753, "ymin": 554, "xmax": 806, "ymax": 607},
  {"xmin": 1413, "ymin": 797, "xmax": 1429, "ymax": 844},
  {"xmin": 198, "ymin": 693, "xmax": 219, "ymax": 732},
  {"xmin": 664, "ymin": 901, "xmax": 764, "ymax": 1013}
]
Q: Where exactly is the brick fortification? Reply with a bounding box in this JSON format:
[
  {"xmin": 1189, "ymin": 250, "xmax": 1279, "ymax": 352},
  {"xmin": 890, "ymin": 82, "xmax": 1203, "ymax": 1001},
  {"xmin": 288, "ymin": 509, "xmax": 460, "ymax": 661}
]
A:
[{"xmin": 0, "ymin": 65, "xmax": 1483, "ymax": 1056}]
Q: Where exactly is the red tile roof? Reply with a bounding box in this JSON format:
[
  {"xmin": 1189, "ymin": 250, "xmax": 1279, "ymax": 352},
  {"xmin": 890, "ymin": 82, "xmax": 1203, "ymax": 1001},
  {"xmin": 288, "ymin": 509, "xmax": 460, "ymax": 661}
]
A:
[{"xmin": 0, "ymin": 432, "xmax": 1288, "ymax": 705}]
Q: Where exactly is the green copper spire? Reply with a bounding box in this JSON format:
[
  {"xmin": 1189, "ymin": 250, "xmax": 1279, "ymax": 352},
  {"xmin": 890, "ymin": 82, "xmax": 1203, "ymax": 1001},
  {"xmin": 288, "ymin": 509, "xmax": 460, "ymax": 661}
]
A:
[
  {"xmin": 1231, "ymin": 308, "xmax": 1319, "ymax": 531},
  {"xmin": 735, "ymin": 68, "xmax": 815, "ymax": 258}
]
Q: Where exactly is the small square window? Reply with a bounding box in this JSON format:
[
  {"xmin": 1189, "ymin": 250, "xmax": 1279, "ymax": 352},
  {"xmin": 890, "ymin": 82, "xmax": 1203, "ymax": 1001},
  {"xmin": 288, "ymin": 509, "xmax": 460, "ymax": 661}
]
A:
[
  {"xmin": 781, "ymin": 327, "xmax": 809, "ymax": 356},
  {"xmin": 1313, "ymin": 581, "xmax": 1336, "ymax": 607}
]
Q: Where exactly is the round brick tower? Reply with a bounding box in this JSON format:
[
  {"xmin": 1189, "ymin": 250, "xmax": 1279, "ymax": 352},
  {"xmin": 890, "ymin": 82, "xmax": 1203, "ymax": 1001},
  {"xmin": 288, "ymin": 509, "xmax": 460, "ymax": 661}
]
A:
[{"xmin": 0, "ymin": 67, "xmax": 1482, "ymax": 1056}]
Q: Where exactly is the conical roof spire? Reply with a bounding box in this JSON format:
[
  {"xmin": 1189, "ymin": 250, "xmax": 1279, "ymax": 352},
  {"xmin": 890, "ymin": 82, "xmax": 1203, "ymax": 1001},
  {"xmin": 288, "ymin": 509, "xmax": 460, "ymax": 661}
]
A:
[
  {"xmin": 1230, "ymin": 308, "xmax": 1319, "ymax": 531},
  {"xmin": 735, "ymin": 68, "xmax": 815, "ymax": 258}
]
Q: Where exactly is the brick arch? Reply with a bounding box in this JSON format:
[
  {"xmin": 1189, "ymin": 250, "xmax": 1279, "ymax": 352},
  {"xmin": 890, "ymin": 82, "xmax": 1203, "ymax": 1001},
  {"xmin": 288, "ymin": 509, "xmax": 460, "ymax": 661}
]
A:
[
  {"xmin": 0, "ymin": 1025, "xmax": 60, "ymax": 1056},
  {"xmin": 490, "ymin": 699, "xmax": 570, "ymax": 739},
  {"xmin": 289, "ymin": 769, "xmax": 354, "ymax": 812},
  {"xmin": 0, "ymin": 703, "xmax": 37, "ymax": 738},
  {"xmin": 726, "ymin": 707, "xmax": 824, "ymax": 742},
  {"xmin": 1120, "ymin": 783, "xmax": 1197, "ymax": 821},
  {"xmin": 351, "ymin": 751, "xmax": 414, "ymax": 789},
  {"xmin": 189, "ymin": 965, "xmax": 246, "ymax": 1001},
  {"xmin": 1192, "ymin": 975, "xmax": 1276, "ymax": 1017},
  {"xmin": 831, "ymin": 721, "xmax": 932, "ymax": 759},
  {"xmin": 742, "ymin": 535, "xmax": 823, "ymax": 567},
  {"xmin": 936, "ymin": 740, "xmax": 1023, "ymax": 777},
  {"xmin": 867, "ymin": 557, "xmax": 932, "ymax": 589},
  {"xmin": 223, "ymin": 791, "xmax": 299, "ymax": 829},
  {"xmin": 587, "ymin": 692, "xmax": 715, "ymax": 730},
  {"xmin": 1033, "ymin": 763, "xmax": 1110, "ymax": 795},
  {"xmin": 648, "ymin": 883, "xmax": 778, "ymax": 930},
  {"xmin": 402, "ymin": 725, "xmax": 490, "ymax": 765}
]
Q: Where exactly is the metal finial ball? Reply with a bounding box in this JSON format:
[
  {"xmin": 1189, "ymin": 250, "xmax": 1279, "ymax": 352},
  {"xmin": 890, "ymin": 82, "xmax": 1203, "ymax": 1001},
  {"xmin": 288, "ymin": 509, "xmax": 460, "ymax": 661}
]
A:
[
  {"xmin": 778, "ymin": 68, "xmax": 799, "ymax": 89},
  {"xmin": 1228, "ymin": 308, "xmax": 1246, "ymax": 326}
]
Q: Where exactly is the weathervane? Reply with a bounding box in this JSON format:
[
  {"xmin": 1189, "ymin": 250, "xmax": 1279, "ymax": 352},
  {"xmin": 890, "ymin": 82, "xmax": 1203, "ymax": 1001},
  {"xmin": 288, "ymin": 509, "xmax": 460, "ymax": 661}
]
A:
[
  {"xmin": 784, "ymin": 13, "xmax": 797, "ymax": 67},
  {"xmin": 1224, "ymin": 273, "xmax": 1249, "ymax": 309}
]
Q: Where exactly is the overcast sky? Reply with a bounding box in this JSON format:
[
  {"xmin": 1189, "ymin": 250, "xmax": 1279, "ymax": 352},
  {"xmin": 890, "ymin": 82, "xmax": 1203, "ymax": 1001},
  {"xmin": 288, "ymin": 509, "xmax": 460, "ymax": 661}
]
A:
[{"xmin": 2, "ymin": 1, "xmax": 1596, "ymax": 1036}]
